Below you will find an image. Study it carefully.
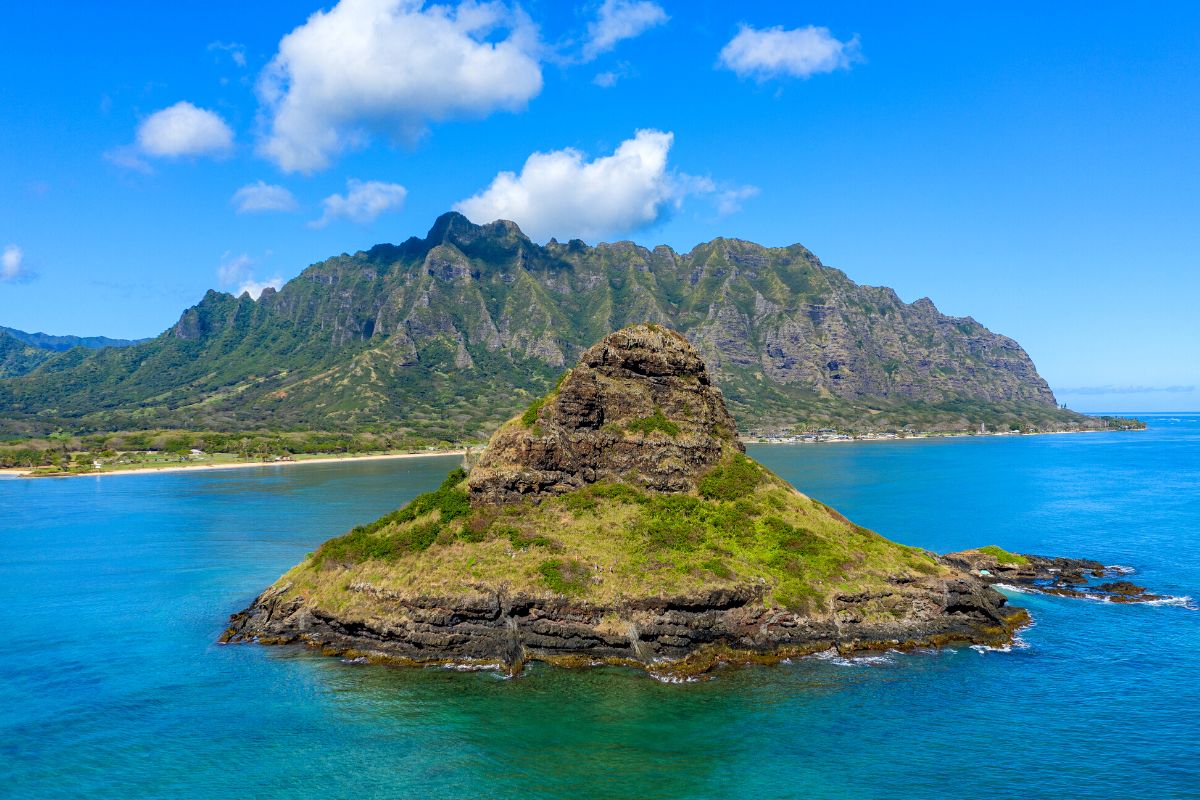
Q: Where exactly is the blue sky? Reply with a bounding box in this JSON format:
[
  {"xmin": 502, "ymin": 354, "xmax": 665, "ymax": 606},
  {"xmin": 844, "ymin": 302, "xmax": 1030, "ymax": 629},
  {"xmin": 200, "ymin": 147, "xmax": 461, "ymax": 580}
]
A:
[{"xmin": 1, "ymin": 1, "xmax": 1197, "ymax": 411}]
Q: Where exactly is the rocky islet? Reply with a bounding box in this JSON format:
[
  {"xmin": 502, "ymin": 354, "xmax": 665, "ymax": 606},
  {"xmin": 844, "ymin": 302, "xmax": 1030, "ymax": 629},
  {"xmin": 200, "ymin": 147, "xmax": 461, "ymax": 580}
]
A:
[{"xmin": 222, "ymin": 325, "xmax": 1155, "ymax": 678}]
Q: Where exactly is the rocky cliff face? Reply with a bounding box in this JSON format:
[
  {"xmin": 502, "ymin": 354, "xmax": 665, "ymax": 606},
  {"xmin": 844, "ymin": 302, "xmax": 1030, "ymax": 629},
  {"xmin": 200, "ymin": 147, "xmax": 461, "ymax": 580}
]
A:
[
  {"xmin": 468, "ymin": 325, "xmax": 742, "ymax": 503},
  {"xmin": 221, "ymin": 325, "xmax": 1029, "ymax": 677},
  {"xmin": 225, "ymin": 575, "xmax": 1015, "ymax": 678},
  {"xmin": 1, "ymin": 212, "xmax": 1078, "ymax": 438}
]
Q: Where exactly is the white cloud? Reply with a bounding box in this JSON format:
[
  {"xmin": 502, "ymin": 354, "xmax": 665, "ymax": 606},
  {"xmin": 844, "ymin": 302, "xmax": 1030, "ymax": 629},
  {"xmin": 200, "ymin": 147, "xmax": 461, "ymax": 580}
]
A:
[
  {"xmin": 103, "ymin": 146, "xmax": 153, "ymax": 174},
  {"xmin": 136, "ymin": 101, "xmax": 235, "ymax": 157},
  {"xmin": 208, "ymin": 40, "xmax": 247, "ymax": 68},
  {"xmin": 310, "ymin": 179, "xmax": 407, "ymax": 228},
  {"xmin": 2, "ymin": 245, "xmax": 25, "ymax": 282},
  {"xmin": 584, "ymin": 0, "xmax": 668, "ymax": 60},
  {"xmin": 231, "ymin": 181, "xmax": 299, "ymax": 214},
  {"xmin": 592, "ymin": 60, "xmax": 633, "ymax": 88},
  {"xmin": 715, "ymin": 185, "xmax": 760, "ymax": 216},
  {"xmin": 235, "ymin": 278, "xmax": 283, "ymax": 299},
  {"xmin": 217, "ymin": 252, "xmax": 255, "ymax": 287},
  {"xmin": 216, "ymin": 252, "xmax": 281, "ymax": 299},
  {"xmin": 454, "ymin": 129, "xmax": 707, "ymax": 241},
  {"xmin": 718, "ymin": 24, "xmax": 860, "ymax": 80},
  {"xmin": 257, "ymin": 0, "xmax": 544, "ymax": 173}
]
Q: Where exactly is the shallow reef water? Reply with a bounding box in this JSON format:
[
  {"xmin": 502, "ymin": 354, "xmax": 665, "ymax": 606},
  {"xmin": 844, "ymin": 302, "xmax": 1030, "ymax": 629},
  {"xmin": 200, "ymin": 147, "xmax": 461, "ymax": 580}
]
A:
[{"xmin": 1, "ymin": 414, "xmax": 1197, "ymax": 798}]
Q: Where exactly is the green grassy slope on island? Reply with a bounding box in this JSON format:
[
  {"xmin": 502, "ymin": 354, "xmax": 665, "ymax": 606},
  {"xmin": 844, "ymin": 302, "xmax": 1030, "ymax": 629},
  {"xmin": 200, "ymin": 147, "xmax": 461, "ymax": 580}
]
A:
[{"xmin": 273, "ymin": 452, "xmax": 945, "ymax": 621}]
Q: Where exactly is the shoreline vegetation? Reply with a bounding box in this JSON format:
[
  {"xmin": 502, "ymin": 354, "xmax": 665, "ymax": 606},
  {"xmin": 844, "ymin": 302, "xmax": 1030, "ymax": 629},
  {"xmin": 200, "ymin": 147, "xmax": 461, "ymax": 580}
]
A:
[
  {"xmin": 0, "ymin": 421, "xmax": 1146, "ymax": 479},
  {"xmin": 0, "ymin": 448, "xmax": 465, "ymax": 479},
  {"xmin": 0, "ymin": 428, "xmax": 466, "ymax": 477},
  {"xmin": 0, "ymin": 441, "xmax": 465, "ymax": 479}
]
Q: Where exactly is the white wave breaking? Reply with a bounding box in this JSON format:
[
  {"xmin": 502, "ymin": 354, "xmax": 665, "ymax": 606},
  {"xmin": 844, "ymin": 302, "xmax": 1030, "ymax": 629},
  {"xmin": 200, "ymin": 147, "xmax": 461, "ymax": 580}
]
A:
[
  {"xmin": 1144, "ymin": 594, "xmax": 1197, "ymax": 610},
  {"xmin": 970, "ymin": 635, "xmax": 1031, "ymax": 655},
  {"xmin": 808, "ymin": 648, "xmax": 897, "ymax": 667},
  {"xmin": 439, "ymin": 662, "xmax": 504, "ymax": 673}
]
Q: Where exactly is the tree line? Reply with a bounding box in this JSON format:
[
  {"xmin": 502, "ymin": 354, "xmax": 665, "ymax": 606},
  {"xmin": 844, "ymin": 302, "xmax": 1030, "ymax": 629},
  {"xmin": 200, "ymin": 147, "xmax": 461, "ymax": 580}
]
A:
[{"xmin": 0, "ymin": 429, "xmax": 460, "ymax": 469}]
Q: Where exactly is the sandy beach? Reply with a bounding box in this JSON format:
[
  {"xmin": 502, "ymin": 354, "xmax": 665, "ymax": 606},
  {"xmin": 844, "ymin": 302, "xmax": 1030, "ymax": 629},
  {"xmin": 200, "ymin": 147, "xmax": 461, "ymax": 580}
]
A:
[{"xmin": 0, "ymin": 449, "xmax": 465, "ymax": 480}]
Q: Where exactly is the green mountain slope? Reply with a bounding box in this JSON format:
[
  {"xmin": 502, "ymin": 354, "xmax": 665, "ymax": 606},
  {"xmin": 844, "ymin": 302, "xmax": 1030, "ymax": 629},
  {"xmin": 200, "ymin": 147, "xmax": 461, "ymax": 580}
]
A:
[
  {"xmin": 0, "ymin": 212, "xmax": 1104, "ymax": 438},
  {"xmin": 0, "ymin": 331, "xmax": 52, "ymax": 379}
]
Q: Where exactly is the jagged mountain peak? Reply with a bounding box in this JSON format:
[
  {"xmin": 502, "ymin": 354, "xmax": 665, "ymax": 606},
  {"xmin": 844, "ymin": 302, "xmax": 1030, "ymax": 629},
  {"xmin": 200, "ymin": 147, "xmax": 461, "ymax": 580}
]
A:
[{"xmin": 426, "ymin": 211, "xmax": 530, "ymax": 247}]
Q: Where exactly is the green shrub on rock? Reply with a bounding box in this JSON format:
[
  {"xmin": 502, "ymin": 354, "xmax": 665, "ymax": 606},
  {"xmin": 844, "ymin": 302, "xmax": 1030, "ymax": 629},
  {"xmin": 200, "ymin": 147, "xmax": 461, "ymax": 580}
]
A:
[
  {"xmin": 978, "ymin": 545, "xmax": 1030, "ymax": 565},
  {"xmin": 626, "ymin": 408, "xmax": 680, "ymax": 437},
  {"xmin": 698, "ymin": 454, "xmax": 762, "ymax": 501},
  {"xmin": 314, "ymin": 469, "xmax": 469, "ymax": 564},
  {"xmin": 538, "ymin": 559, "xmax": 589, "ymax": 594}
]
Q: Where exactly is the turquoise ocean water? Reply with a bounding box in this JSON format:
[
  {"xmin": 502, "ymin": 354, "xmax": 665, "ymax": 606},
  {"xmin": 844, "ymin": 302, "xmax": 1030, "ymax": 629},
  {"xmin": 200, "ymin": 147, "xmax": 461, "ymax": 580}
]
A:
[{"xmin": 1, "ymin": 414, "xmax": 1197, "ymax": 798}]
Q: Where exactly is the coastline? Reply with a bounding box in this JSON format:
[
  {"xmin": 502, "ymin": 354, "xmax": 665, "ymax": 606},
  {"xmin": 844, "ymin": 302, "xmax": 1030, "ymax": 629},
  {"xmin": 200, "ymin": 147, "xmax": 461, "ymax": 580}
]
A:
[
  {"xmin": 0, "ymin": 449, "xmax": 465, "ymax": 480},
  {"xmin": 2, "ymin": 426, "xmax": 1139, "ymax": 479},
  {"xmin": 741, "ymin": 427, "xmax": 1127, "ymax": 447}
]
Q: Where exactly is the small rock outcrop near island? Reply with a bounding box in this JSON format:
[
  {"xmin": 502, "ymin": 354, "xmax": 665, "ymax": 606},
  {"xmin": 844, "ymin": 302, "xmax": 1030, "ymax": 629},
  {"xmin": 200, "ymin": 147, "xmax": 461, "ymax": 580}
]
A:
[
  {"xmin": 943, "ymin": 547, "xmax": 1167, "ymax": 603},
  {"xmin": 221, "ymin": 324, "xmax": 1140, "ymax": 679}
]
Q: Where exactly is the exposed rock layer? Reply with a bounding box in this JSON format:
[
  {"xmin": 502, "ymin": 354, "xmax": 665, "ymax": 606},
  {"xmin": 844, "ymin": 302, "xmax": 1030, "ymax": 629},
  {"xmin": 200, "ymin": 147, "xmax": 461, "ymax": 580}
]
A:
[
  {"xmin": 468, "ymin": 324, "xmax": 743, "ymax": 503},
  {"xmin": 222, "ymin": 575, "xmax": 1018, "ymax": 675}
]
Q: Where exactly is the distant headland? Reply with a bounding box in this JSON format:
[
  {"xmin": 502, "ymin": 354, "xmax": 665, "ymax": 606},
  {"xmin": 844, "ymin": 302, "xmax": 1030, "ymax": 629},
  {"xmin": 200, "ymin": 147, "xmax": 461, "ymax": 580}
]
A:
[{"xmin": 0, "ymin": 214, "xmax": 1142, "ymax": 458}]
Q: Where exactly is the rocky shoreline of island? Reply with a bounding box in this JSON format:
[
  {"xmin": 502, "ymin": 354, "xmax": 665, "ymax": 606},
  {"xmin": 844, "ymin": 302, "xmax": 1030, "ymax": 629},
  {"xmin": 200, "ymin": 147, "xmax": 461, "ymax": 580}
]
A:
[
  {"xmin": 220, "ymin": 573, "xmax": 1031, "ymax": 680},
  {"xmin": 943, "ymin": 548, "xmax": 1177, "ymax": 604},
  {"xmin": 220, "ymin": 545, "xmax": 1171, "ymax": 679}
]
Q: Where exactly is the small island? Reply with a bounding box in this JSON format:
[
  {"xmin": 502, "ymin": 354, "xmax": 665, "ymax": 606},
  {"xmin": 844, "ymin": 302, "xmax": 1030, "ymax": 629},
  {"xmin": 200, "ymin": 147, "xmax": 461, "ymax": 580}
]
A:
[{"xmin": 222, "ymin": 325, "xmax": 1150, "ymax": 678}]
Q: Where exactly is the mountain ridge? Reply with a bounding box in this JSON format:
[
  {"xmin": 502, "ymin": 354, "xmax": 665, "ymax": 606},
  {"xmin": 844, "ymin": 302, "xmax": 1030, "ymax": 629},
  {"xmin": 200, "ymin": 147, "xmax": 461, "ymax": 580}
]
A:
[
  {"xmin": 0, "ymin": 325, "xmax": 147, "ymax": 353},
  {"xmin": 0, "ymin": 212, "xmax": 1103, "ymax": 439}
]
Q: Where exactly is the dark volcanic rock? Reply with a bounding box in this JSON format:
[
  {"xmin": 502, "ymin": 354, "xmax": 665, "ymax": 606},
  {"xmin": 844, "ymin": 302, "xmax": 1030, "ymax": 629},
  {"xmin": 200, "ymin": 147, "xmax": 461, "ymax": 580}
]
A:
[
  {"xmin": 222, "ymin": 576, "xmax": 1017, "ymax": 674},
  {"xmin": 1096, "ymin": 581, "xmax": 1147, "ymax": 596},
  {"xmin": 467, "ymin": 324, "xmax": 744, "ymax": 504},
  {"xmin": 943, "ymin": 549, "xmax": 1165, "ymax": 604}
]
